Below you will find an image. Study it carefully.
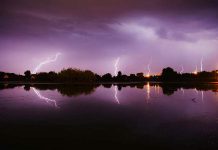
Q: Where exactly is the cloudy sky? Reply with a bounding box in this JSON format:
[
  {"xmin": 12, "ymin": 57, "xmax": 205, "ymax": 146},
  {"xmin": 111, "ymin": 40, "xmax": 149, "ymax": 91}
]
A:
[{"xmin": 1, "ymin": 0, "xmax": 218, "ymax": 75}]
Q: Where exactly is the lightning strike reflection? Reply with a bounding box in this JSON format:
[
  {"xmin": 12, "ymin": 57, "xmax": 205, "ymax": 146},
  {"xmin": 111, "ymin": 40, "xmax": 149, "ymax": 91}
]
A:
[
  {"xmin": 32, "ymin": 87, "xmax": 59, "ymax": 108},
  {"xmin": 194, "ymin": 88, "xmax": 199, "ymax": 94},
  {"xmin": 201, "ymin": 91, "xmax": 204, "ymax": 103},
  {"xmin": 114, "ymin": 85, "xmax": 120, "ymax": 104},
  {"xmin": 181, "ymin": 88, "xmax": 185, "ymax": 95}
]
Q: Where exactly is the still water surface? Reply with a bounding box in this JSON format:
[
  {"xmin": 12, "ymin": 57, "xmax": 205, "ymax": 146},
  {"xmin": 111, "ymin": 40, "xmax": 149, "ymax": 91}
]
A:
[{"xmin": 1, "ymin": 83, "xmax": 218, "ymax": 149}]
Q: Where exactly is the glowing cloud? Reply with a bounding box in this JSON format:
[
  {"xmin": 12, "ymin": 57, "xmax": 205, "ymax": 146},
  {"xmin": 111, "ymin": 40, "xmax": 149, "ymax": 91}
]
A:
[
  {"xmin": 114, "ymin": 57, "xmax": 120, "ymax": 76},
  {"xmin": 33, "ymin": 53, "xmax": 61, "ymax": 74}
]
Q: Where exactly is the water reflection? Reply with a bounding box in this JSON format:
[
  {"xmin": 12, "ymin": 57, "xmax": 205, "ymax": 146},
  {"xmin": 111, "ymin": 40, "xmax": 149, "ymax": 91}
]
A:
[
  {"xmin": 24, "ymin": 84, "xmax": 100, "ymax": 97},
  {"xmin": 1, "ymin": 82, "xmax": 218, "ymax": 98},
  {"xmin": 114, "ymin": 85, "xmax": 120, "ymax": 104},
  {"xmin": 145, "ymin": 82, "xmax": 150, "ymax": 102},
  {"xmin": 194, "ymin": 88, "xmax": 199, "ymax": 94},
  {"xmin": 1, "ymin": 82, "xmax": 218, "ymax": 148},
  {"xmin": 181, "ymin": 88, "xmax": 185, "ymax": 95},
  {"xmin": 32, "ymin": 87, "xmax": 59, "ymax": 108},
  {"xmin": 201, "ymin": 91, "xmax": 204, "ymax": 102}
]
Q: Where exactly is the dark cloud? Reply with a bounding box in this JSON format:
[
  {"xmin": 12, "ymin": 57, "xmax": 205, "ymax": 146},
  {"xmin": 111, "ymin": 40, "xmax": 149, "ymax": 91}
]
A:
[
  {"xmin": 1, "ymin": 0, "xmax": 217, "ymax": 38},
  {"xmin": 1, "ymin": 0, "xmax": 218, "ymax": 37},
  {"xmin": 0, "ymin": 0, "xmax": 218, "ymax": 74}
]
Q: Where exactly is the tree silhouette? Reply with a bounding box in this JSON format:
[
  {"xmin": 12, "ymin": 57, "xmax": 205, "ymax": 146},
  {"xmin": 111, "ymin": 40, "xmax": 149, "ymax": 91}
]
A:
[
  {"xmin": 102, "ymin": 73, "xmax": 113, "ymax": 82},
  {"xmin": 161, "ymin": 67, "xmax": 179, "ymax": 81},
  {"xmin": 136, "ymin": 72, "xmax": 144, "ymax": 81},
  {"xmin": 117, "ymin": 71, "xmax": 122, "ymax": 77},
  {"xmin": 24, "ymin": 70, "xmax": 31, "ymax": 81}
]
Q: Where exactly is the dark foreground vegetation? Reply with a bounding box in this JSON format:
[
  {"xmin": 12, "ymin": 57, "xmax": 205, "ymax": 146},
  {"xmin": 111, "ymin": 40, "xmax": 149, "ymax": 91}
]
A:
[{"xmin": 1, "ymin": 67, "xmax": 218, "ymax": 83}]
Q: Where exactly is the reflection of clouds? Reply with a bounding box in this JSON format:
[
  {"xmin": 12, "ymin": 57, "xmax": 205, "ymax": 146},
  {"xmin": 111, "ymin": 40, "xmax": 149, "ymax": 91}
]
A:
[
  {"xmin": 114, "ymin": 85, "xmax": 120, "ymax": 104},
  {"xmin": 32, "ymin": 87, "xmax": 59, "ymax": 108}
]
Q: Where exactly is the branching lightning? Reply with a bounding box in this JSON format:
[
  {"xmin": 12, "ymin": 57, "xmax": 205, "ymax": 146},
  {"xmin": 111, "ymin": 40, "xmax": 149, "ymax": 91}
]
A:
[
  {"xmin": 33, "ymin": 53, "xmax": 61, "ymax": 74},
  {"xmin": 32, "ymin": 87, "xmax": 58, "ymax": 108},
  {"xmin": 114, "ymin": 57, "xmax": 120, "ymax": 76},
  {"xmin": 114, "ymin": 85, "xmax": 120, "ymax": 104}
]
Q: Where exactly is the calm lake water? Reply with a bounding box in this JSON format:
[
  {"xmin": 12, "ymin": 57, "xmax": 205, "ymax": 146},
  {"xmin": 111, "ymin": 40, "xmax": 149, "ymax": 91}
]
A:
[{"xmin": 1, "ymin": 83, "xmax": 218, "ymax": 149}]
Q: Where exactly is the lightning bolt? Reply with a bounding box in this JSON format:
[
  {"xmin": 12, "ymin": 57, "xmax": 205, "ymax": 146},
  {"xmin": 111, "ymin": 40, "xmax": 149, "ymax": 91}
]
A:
[
  {"xmin": 114, "ymin": 57, "xmax": 120, "ymax": 76},
  {"xmin": 146, "ymin": 58, "xmax": 152, "ymax": 77},
  {"xmin": 33, "ymin": 53, "xmax": 61, "ymax": 74},
  {"xmin": 32, "ymin": 87, "xmax": 58, "ymax": 108},
  {"xmin": 200, "ymin": 57, "xmax": 203, "ymax": 72},
  {"xmin": 180, "ymin": 65, "xmax": 184, "ymax": 74},
  {"xmin": 114, "ymin": 85, "xmax": 120, "ymax": 104}
]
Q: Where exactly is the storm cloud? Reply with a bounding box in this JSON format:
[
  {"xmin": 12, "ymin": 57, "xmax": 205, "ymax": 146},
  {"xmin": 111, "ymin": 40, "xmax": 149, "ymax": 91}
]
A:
[{"xmin": 0, "ymin": 0, "xmax": 218, "ymax": 74}]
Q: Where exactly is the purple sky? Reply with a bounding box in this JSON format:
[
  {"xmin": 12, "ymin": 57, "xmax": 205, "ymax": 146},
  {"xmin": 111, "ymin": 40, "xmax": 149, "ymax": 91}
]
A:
[{"xmin": 1, "ymin": 0, "xmax": 218, "ymax": 75}]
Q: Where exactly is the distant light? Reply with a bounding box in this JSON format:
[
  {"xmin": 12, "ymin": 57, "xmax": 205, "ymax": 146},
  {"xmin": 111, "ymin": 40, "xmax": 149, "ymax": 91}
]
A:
[
  {"xmin": 193, "ymin": 71, "xmax": 198, "ymax": 75},
  {"xmin": 193, "ymin": 66, "xmax": 198, "ymax": 75},
  {"xmin": 146, "ymin": 74, "xmax": 150, "ymax": 78}
]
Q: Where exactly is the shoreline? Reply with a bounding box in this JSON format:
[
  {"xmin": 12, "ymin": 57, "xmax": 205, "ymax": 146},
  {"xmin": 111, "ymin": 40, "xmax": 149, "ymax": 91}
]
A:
[{"xmin": 1, "ymin": 81, "xmax": 218, "ymax": 85}]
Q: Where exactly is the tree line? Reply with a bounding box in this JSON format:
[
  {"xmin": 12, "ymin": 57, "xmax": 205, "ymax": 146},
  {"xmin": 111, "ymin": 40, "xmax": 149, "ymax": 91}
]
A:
[
  {"xmin": 0, "ymin": 68, "xmax": 147, "ymax": 83},
  {"xmin": 0, "ymin": 67, "xmax": 218, "ymax": 83}
]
